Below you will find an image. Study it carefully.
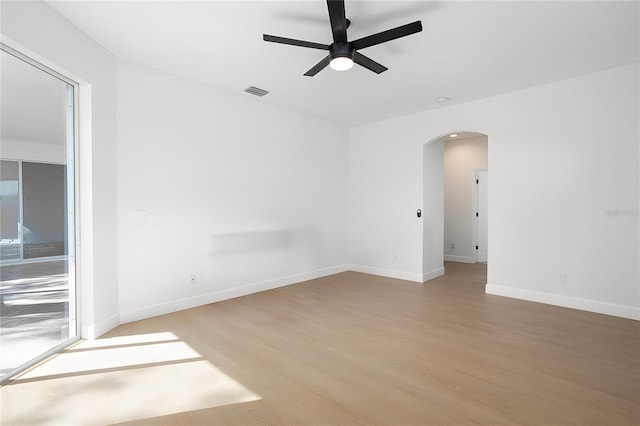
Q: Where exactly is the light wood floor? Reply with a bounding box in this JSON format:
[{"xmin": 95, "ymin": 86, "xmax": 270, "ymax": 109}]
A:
[{"xmin": 2, "ymin": 262, "xmax": 639, "ymax": 425}]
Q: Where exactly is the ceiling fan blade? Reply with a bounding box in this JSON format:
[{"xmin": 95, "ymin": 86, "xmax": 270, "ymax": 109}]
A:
[
  {"xmin": 263, "ymin": 34, "xmax": 329, "ymax": 50},
  {"xmin": 352, "ymin": 21, "xmax": 422, "ymax": 50},
  {"xmin": 304, "ymin": 55, "xmax": 331, "ymax": 76},
  {"xmin": 353, "ymin": 52, "xmax": 388, "ymax": 74},
  {"xmin": 327, "ymin": 0, "xmax": 348, "ymax": 42}
]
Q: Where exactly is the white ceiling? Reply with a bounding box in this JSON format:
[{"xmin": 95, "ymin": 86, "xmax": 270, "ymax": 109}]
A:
[{"xmin": 33, "ymin": 1, "xmax": 640, "ymax": 127}]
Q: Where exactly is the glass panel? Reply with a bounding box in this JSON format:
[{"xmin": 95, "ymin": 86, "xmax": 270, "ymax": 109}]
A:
[
  {"xmin": 22, "ymin": 162, "xmax": 67, "ymax": 259},
  {"xmin": 0, "ymin": 48, "xmax": 77, "ymax": 382},
  {"xmin": 0, "ymin": 160, "xmax": 20, "ymax": 261}
]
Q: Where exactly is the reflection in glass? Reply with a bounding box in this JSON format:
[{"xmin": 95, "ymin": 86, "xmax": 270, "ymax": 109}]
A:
[
  {"xmin": 22, "ymin": 162, "xmax": 67, "ymax": 259},
  {"xmin": 0, "ymin": 160, "xmax": 20, "ymax": 261}
]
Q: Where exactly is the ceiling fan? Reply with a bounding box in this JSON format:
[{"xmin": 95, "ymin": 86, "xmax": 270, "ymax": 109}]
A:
[{"xmin": 263, "ymin": 0, "xmax": 423, "ymax": 76}]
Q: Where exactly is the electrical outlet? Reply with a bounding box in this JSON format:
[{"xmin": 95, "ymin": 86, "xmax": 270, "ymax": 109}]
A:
[
  {"xmin": 559, "ymin": 273, "xmax": 567, "ymax": 285},
  {"xmin": 190, "ymin": 275, "xmax": 196, "ymax": 285},
  {"xmin": 451, "ymin": 243, "xmax": 455, "ymax": 250}
]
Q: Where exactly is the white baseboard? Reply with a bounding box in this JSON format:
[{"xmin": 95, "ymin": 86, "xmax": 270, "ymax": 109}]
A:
[
  {"xmin": 348, "ymin": 264, "xmax": 424, "ymax": 283},
  {"xmin": 120, "ymin": 264, "xmax": 350, "ymax": 324},
  {"xmin": 82, "ymin": 312, "xmax": 121, "ymax": 340},
  {"xmin": 423, "ymin": 266, "xmax": 445, "ymax": 282},
  {"xmin": 444, "ymin": 255, "xmax": 475, "ymax": 264},
  {"xmin": 485, "ymin": 283, "xmax": 640, "ymax": 321}
]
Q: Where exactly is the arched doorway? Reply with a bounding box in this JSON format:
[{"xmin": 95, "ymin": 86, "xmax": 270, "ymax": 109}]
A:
[{"xmin": 422, "ymin": 131, "xmax": 488, "ymax": 280}]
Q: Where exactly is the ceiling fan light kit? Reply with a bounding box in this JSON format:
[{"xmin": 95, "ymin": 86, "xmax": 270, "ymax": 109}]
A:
[
  {"xmin": 330, "ymin": 56, "xmax": 354, "ymax": 71},
  {"xmin": 263, "ymin": 0, "xmax": 422, "ymax": 76},
  {"xmin": 329, "ymin": 42, "xmax": 355, "ymax": 71}
]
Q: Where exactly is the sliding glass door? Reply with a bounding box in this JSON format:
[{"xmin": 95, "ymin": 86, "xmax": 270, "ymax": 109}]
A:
[{"xmin": 0, "ymin": 46, "xmax": 78, "ymax": 383}]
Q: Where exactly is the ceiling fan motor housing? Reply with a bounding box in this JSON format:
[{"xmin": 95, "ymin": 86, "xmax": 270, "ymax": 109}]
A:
[{"xmin": 330, "ymin": 42, "xmax": 355, "ymax": 61}]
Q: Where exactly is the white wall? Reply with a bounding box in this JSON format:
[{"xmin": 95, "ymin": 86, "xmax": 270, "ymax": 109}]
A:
[
  {"xmin": 349, "ymin": 63, "xmax": 639, "ymax": 320},
  {"xmin": 1, "ymin": 1, "xmax": 119, "ymax": 337},
  {"xmin": 444, "ymin": 136, "xmax": 488, "ymax": 262},
  {"xmin": 116, "ymin": 60, "xmax": 349, "ymax": 322},
  {"xmin": 422, "ymin": 140, "xmax": 444, "ymax": 281},
  {"xmin": 347, "ymin": 120, "xmax": 424, "ymax": 282}
]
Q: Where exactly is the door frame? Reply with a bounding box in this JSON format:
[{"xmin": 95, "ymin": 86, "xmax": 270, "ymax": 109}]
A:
[{"xmin": 473, "ymin": 169, "xmax": 488, "ymax": 263}]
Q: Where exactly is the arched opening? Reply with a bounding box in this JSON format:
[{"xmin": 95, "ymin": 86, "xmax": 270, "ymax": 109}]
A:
[{"xmin": 422, "ymin": 131, "xmax": 488, "ymax": 281}]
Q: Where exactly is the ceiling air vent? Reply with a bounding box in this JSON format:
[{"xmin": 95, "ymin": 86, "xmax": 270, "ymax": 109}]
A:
[{"xmin": 244, "ymin": 86, "xmax": 269, "ymax": 97}]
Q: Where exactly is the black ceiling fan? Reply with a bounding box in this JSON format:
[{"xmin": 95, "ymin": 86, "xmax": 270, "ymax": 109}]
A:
[{"xmin": 263, "ymin": 0, "xmax": 423, "ymax": 76}]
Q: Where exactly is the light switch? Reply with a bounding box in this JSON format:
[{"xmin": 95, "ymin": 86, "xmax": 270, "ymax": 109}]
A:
[{"xmin": 132, "ymin": 210, "xmax": 147, "ymax": 223}]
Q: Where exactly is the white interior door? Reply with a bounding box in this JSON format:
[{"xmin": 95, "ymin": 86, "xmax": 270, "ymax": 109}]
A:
[{"xmin": 476, "ymin": 171, "xmax": 488, "ymax": 262}]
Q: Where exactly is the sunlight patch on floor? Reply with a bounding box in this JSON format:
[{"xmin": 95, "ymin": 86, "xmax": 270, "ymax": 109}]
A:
[{"xmin": 1, "ymin": 332, "xmax": 262, "ymax": 425}]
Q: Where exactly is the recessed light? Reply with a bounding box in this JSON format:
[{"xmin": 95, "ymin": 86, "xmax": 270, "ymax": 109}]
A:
[
  {"xmin": 450, "ymin": 134, "xmax": 458, "ymax": 138},
  {"xmin": 437, "ymin": 97, "xmax": 449, "ymax": 103}
]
